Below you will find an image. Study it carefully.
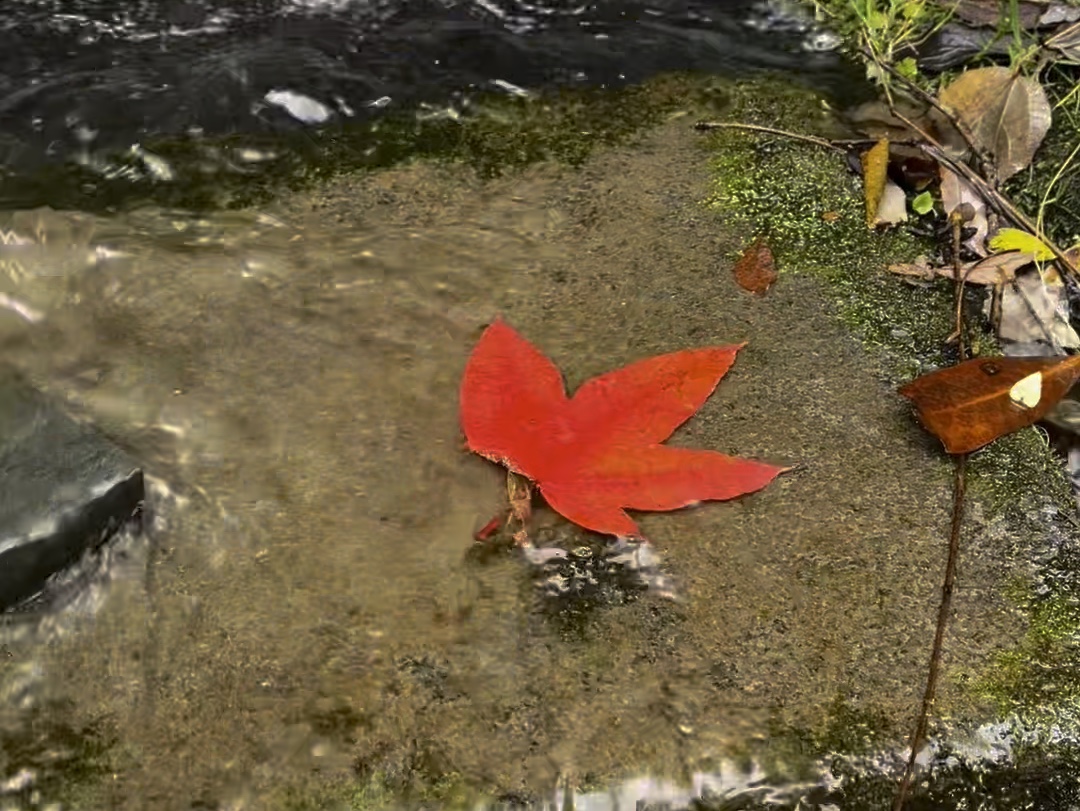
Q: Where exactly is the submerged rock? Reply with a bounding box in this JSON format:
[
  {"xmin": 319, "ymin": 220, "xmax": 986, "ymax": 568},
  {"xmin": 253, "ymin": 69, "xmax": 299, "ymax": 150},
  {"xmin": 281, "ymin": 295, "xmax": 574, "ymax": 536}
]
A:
[{"xmin": 0, "ymin": 366, "xmax": 143, "ymax": 612}]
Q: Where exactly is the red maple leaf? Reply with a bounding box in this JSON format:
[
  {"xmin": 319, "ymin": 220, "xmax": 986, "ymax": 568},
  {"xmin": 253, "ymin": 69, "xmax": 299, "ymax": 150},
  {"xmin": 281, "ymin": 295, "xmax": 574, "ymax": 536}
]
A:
[{"xmin": 460, "ymin": 319, "xmax": 787, "ymax": 538}]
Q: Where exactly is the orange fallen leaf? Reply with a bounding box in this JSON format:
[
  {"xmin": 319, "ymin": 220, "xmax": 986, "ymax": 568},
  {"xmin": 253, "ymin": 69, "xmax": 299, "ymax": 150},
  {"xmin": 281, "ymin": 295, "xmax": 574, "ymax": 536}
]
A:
[
  {"xmin": 733, "ymin": 237, "xmax": 778, "ymax": 295},
  {"xmin": 899, "ymin": 354, "xmax": 1080, "ymax": 454},
  {"xmin": 460, "ymin": 319, "xmax": 788, "ymax": 538}
]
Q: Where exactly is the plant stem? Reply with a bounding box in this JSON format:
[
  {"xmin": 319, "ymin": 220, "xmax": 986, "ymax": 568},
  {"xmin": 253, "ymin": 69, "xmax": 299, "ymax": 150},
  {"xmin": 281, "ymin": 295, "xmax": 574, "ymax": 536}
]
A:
[{"xmin": 893, "ymin": 213, "xmax": 970, "ymax": 811}]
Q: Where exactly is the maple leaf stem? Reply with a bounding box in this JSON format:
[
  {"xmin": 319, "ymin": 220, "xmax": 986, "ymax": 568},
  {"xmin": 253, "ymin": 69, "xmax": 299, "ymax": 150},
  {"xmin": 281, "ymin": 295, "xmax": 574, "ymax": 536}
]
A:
[
  {"xmin": 473, "ymin": 513, "xmax": 505, "ymax": 543},
  {"xmin": 507, "ymin": 472, "xmax": 534, "ymax": 547}
]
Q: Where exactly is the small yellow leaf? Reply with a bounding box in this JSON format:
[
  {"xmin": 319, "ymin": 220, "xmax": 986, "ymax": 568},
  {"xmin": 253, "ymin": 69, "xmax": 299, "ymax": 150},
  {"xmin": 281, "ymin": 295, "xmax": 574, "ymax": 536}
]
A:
[
  {"xmin": 988, "ymin": 227, "xmax": 1055, "ymax": 261},
  {"xmin": 861, "ymin": 138, "xmax": 889, "ymax": 229}
]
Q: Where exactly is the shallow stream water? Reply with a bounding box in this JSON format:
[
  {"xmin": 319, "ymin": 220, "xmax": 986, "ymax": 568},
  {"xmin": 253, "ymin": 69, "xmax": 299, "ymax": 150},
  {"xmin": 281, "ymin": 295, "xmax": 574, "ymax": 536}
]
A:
[
  {"xmin": 0, "ymin": 104, "xmax": 1054, "ymax": 808},
  {"xmin": 1, "ymin": 4, "xmax": 1077, "ymax": 811}
]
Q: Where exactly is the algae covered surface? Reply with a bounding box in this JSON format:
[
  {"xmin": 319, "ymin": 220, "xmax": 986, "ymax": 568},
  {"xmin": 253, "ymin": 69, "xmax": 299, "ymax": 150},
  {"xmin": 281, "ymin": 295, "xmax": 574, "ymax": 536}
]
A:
[
  {"xmin": 0, "ymin": 74, "xmax": 1078, "ymax": 809},
  {"xmin": 705, "ymin": 77, "xmax": 1080, "ymax": 743}
]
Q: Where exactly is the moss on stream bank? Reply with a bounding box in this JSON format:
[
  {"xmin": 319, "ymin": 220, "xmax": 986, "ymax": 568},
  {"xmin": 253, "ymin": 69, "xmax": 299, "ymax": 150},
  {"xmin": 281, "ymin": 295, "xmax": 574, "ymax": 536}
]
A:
[
  {"xmin": 704, "ymin": 76, "xmax": 1080, "ymax": 751},
  {"xmin": 9, "ymin": 74, "xmax": 732, "ymax": 214}
]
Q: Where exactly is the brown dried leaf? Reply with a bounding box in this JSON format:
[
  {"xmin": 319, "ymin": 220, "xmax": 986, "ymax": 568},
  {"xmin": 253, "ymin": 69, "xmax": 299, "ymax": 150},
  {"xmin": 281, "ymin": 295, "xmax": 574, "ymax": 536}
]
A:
[
  {"xmin": 965, "ymin": 251, "xmax": 1037, "ymax": 283},
  {"xmin": 733, "ymin": 237, "xmax": 777, "ymax": 295},
  {"xmin": 995, "ymin": 270, "xmax": 1080, "ymax": 348},
  {"xmin": 888, "ymin": 257, "xmax": 938, "ymax": 281},
  {"xmin": 1047, "ymin": 20, "xmax": 1080, "ymax": 61},
  {"xmin": 888, "ymin": 252, "xmax": 1033, "ymax": 285},
  {"xmin": 900, "ymin": 354, "xmax": 1080, "ymax": 454},
  {"xmin": 937, "ymin": 66, "xmax": 1052, "ymax": 182},
  {"xmin": 846, "ymin": 100, "xmax": 968, "ymax": 158}
]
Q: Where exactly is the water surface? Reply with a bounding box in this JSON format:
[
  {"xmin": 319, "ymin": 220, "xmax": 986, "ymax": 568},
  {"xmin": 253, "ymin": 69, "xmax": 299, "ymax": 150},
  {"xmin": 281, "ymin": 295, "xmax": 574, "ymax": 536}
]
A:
[{"xmin": 0, "ymin": 99, "xmax": 1038, "ymax": 808}]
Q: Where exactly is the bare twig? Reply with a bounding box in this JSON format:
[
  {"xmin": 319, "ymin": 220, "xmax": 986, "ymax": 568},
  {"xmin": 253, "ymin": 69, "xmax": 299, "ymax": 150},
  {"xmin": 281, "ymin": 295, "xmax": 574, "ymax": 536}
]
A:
[
  {"xmin": 892, "ymin": 452, "xmax": 967, "ymax": 811},
  {"xmin": 950, "ymin": 210, "xmax": 968, "ymax": 353},
  {"xmin": 894, "ymin": 214, "xmax": 970, "ymax": 810},
  {"xmin": 863, "ymin": 49, "xmax": 996, "ymax": 180},
  {"xmin": 693, "ymin": 121, "xmax": 847, "ymax": 154}
]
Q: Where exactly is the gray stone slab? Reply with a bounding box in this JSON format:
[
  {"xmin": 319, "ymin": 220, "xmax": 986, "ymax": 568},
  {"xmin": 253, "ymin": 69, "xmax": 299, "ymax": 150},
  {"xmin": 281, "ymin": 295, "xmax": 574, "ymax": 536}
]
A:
[{"xmin": 0, "ymin": 365, "xmax": 144, "ymax": 611}]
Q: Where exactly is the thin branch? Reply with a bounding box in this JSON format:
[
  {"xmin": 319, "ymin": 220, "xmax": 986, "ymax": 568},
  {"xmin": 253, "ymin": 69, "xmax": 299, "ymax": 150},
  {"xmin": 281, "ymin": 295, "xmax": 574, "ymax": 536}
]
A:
[
  {"xmin": 892, "ymin": 452, "xmax": 967, "ymax": 811},
  {"xmin": 693, "ymin": 121, "xmax": 847, "ymax": 154},
  {"xmin": 893, "ymin": 214, "xmax": 970, "ymax": 811}
]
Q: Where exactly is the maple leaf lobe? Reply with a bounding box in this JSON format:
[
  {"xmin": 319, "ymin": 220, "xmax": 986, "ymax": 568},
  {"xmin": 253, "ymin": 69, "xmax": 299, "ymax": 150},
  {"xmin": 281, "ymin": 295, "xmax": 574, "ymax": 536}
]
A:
[{"xmin": 460, "ymin": 318, "xmax": 786, "ymax": 537}]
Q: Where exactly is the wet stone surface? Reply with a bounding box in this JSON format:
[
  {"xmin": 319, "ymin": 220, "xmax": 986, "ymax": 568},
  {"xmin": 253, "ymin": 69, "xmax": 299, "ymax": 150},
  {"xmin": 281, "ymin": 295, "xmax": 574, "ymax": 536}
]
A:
[
  {"xmin": 0, "ymin": 365, "xmax": 143, "ymax": 612},
  {"xmin": 0, "ymin": 78, "xmax": 1069, "ymax": 808}
]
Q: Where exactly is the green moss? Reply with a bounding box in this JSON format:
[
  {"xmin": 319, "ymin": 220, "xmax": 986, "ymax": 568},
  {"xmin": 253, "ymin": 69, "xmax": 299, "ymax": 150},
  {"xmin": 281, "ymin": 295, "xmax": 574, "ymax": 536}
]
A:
[
  {"xmin": 11, "ymin": 74, "xmax": 727, "ymax": 214},
  {"xmin": 971, "ymin": 590, "xmax": 1080, "ymax": 722},
  {"xmin": 705, "ymin": 75, "xmax": 1080, "ymax": 739},
  {"xmin": 704, "ymin": 77, "xmax": 950, "ymax": 372},
  {"xmin": 6, "ymin": 703, "xmax": 120, "ymax": 808},
  {"xmin": 966, "ymin": 429, "xmax": 1071, "ymax": 519},
  {"xmin": 715, "ymin": 694, "xmax": 894, "ymax": 791}
]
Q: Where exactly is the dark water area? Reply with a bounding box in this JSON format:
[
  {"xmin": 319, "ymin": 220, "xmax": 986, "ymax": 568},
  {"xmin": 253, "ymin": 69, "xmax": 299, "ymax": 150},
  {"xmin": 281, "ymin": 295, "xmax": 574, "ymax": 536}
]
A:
[{"xmin": 0, "ymin": 0, "xmax": 861, "ymax": 209}]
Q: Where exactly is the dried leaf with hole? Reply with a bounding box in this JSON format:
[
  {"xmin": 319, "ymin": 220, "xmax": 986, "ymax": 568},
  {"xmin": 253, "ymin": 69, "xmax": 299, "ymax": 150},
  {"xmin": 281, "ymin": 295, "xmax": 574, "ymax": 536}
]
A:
[
  {"xmin": 732, "ymin": 237, "xmax": 777, "ymax": 295},
  {"xmin": 935, "ymin": 66, "xmax": 1052, "ymax": 182},
  {"xmin": 900, "ymin": 354, "xmax": 1080, "ymax": 454}
]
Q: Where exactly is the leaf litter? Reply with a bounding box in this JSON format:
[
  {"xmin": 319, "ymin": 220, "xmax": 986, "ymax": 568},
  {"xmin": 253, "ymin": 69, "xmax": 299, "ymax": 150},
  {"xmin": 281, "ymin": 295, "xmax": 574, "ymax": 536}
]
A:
[
  {"xmin": 732, "ymin": 236, "xmax": 778, "ymax": 295},
  {"xmin": 700, "ymin": 13, "xmax": 1080, "ymax": 809}
]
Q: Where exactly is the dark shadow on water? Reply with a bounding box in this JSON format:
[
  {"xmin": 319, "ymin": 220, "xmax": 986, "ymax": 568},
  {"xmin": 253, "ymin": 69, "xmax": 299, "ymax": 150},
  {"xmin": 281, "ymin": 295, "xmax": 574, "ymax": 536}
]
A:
[{"xmin": 0, "ymin": 0, "xmax": 870, "ymax": 210}]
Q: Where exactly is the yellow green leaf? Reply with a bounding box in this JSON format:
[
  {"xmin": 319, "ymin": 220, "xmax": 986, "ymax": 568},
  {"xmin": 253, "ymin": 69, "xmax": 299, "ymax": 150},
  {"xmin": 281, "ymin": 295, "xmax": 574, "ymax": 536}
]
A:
[
  {"xmin": 895, "ymin": 57, "xmax": 919, "ymax": 80},
  {"xmin": 911, "ymin": 190, "xmax": 934, "ymax": 215},
  {"xmin": 988, "ymin": 227, "xmax": 1054, "ymax": 261}
]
